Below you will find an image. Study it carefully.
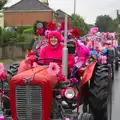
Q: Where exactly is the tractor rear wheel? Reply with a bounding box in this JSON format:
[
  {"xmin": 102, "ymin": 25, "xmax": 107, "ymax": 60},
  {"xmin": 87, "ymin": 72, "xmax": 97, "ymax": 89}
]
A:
[
  {"xmin": 115, "ymin": 57, "xmax": 119, "ymax": 71},
  {"xmin": 78, "ymin": 113, "xmax": 94, "ymax": 120},
  {"xmin": 89, "ymin": 64, "xmax": 112, "ymax": 120},
  {"xmin": 3, "ymin": 63, "xmax": 19, "ymax": 116},
  {"xmin": 7, "ymin": 63, "xmax": 19, "ymax": 76}
]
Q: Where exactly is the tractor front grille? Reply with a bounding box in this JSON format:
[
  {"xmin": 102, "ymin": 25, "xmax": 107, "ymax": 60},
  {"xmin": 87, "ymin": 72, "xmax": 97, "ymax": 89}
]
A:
[{"xmin": 16, "ymin": 85, "xmax": 42, "ymax": 120}]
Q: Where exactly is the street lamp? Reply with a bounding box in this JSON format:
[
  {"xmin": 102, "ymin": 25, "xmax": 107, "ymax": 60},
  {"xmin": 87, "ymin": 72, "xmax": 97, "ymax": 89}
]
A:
[
  {"xmin": 117, "ymin": 10, "xmax": 120, "ymax": 44},
  {"xmin": 62, "ymin": 14, "xmax": 68, "ymax": 78},
  {"xmin": 74, "ymin": 0, "xmax": 76, "ymax": 14}
]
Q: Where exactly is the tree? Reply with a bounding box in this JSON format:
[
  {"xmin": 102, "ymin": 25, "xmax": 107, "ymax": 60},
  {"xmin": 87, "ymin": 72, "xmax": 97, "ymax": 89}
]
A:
[
  {"xmin": 87, "ymin": 24, "xmax": 95, "ymax": 29},
  {"xmin": 95, "ymin": 15, "xmax": 116, "ymax": 32},
  {"xmin": 71, "ymin": 14, "xmax": 89, "ymax": 36},
  {"xmin": 0, "ymin": 0, "xmax": 7, "ymax": 10}
]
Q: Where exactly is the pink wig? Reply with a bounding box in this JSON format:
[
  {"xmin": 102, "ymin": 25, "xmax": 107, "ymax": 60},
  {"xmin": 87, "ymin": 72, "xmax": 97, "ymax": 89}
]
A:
[{"xmin": 48, "ymin": 31, "xmax": 62, "ymax": 43}]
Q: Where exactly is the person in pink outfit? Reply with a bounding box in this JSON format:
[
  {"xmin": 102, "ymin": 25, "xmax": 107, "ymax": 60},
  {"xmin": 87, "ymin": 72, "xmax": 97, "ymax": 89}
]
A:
[
  {"xmin": 17, "ymin": 31, "xmax": 74, "ymax": 74},
  {"xmin": 39, "ymin": 31, "xmax": 75, "ymax": 70},
  {"xmin": 39, "ymin": 31, "xmax": 63, "ymax": 65},
  {"xmin": 75, "ymin": 41, "xmax": 90, "ymax": 68}
]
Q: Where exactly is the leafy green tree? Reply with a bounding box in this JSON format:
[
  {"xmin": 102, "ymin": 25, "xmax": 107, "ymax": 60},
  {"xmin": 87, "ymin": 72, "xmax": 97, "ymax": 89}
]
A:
[
  {"xmin": 71, "ymin": 14, "xmax": 89, "ymax": 36},
  {"xmin": 87, "ymin": 24, "xmax": 95, "ymax": 29},
  {"xmin": 95, "ymin": 15, "xmax": 116, "ymax": 32},
  {"xmin": 0, "ymin": 0, "xmax": 7, "ymax": 10}
]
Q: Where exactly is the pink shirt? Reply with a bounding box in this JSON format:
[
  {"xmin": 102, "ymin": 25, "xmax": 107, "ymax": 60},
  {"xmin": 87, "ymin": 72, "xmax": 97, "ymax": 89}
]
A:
[{"xmin": 39, "ymin": 44, "xmax": 63, "ymax": 65}]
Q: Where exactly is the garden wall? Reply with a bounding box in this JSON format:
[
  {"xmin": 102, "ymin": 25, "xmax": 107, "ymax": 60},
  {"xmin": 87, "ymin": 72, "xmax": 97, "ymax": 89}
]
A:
[{"xmin": 0, "ymin": 45, "xmax": 27, "ymax": 59}]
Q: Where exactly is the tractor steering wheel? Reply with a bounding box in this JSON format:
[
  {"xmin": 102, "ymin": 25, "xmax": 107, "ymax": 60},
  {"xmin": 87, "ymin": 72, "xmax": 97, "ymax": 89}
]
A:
[{"xmin": 36, "ymin": 58, "xmax": 62, "ymax": 65}]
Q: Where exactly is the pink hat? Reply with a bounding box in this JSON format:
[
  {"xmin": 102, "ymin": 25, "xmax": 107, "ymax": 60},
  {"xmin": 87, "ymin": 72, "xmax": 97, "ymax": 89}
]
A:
[{"xmin": 48, "ymin": 31, "xmax": 62, "ymax": 43}]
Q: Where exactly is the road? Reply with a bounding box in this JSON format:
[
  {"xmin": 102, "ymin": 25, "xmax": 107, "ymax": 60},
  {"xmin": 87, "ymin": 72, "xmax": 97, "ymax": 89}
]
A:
[{"xmin": 112, "ymin": 68, "xmax": 120, "ymax": 120}]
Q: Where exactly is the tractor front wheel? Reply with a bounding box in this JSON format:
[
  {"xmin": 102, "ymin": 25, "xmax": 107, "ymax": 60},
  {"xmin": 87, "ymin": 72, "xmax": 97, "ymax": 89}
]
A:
[
  {"xmin": 78, "ymin": 113, "xmax": 94, "ymax": 120},
  {"xmin": 89, "ymin": 64, "xmax": 112, "ymax": 120}
]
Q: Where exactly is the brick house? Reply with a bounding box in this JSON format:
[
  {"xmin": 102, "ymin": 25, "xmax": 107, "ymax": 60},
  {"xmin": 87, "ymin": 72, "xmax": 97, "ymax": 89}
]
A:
[
  {"xmin": 0, "ymin": 11, "xmax": 4, "ymax": 28},
  {"xmin": 56, "ymin": 9, "xmax": 71, "ymax": 24},
  {"xmin": 4, "ymin": 0, "xmax": 56, "ymax": 26}
]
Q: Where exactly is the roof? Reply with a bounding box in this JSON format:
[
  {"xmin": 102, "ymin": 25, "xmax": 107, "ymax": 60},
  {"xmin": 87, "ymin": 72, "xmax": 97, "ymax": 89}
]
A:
[
  {"xmin": 56, "ymin": 9, "xmax": 71, "ymax": 18},
  {"xmin": 4, "ymin": 0, "xmax": 54, "ymax": 12}
]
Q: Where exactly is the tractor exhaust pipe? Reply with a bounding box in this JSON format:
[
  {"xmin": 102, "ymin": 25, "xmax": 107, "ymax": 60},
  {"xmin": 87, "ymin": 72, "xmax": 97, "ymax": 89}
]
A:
[{"xmin": 62, "ymin": 14, "xmax": 68, "ymax": 78}]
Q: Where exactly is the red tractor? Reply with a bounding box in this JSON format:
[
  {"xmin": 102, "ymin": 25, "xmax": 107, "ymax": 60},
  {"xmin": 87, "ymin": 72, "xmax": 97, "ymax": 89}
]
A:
[{"xmin": 1, "ymin": 40, "xmax": 112, "ymax": 120}]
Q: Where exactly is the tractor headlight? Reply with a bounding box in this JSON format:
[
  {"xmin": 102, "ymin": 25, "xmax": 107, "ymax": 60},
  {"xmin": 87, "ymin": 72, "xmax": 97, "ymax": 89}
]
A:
[{"xmin": 64, "ymin": 87, "xmax": 76, "ymax": 99}]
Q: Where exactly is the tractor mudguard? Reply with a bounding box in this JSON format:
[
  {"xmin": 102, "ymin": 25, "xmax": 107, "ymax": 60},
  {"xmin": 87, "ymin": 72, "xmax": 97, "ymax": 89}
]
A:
[{"xmin": 80, "ymin": 62, "xmax": 97, "ymax": 87}]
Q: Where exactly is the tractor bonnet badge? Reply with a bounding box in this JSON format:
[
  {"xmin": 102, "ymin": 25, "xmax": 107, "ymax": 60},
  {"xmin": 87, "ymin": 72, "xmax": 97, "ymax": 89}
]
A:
[{"xmin": 24, "ymin": 77, "xmax": 32, "ymax": 83}]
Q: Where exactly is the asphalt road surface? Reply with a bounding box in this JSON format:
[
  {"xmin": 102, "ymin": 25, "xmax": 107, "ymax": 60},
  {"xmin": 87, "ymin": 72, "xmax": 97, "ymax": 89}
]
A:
[{"xmin": 111, "ymin": 68, "xmax": 120, "ymax": 120}]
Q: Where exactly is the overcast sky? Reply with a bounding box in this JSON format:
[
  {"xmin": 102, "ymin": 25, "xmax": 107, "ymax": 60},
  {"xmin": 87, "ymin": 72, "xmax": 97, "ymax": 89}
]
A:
[{"xmin": 5, "ymin": 0, "xmax": 120, "ymax": 24}]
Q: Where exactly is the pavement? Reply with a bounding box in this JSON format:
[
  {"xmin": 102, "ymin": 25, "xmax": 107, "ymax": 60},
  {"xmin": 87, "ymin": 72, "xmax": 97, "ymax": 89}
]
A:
[{"xmin": 111, "ymin": 67, "xmax": 120, "ymax": 120}]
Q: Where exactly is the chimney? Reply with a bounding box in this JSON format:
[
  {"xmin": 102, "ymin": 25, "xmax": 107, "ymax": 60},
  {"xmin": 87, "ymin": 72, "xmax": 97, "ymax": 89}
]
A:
[{"xmin": 40, "ymin": 0, "xmax": 49, "ymax": 6}]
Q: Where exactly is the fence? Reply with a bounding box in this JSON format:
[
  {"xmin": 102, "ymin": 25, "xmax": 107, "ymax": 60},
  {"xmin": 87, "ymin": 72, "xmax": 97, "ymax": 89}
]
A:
[{"xmin": 0, "ymin": 45, "xmax": 27, "ymax": 59}]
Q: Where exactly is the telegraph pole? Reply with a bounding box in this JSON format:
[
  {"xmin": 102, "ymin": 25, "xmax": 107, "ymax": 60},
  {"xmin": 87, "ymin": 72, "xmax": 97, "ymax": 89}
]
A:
[
  {"xmin": 74, "ymin": 0, "xmax": 76, "ymax": 14},
  {"xmin": 62, "ymin": 14, "xmax": 68, "ymax": 78},
  {"xmin": 117, "ymin": 10, "xmax": 120, "ymax": 44}
]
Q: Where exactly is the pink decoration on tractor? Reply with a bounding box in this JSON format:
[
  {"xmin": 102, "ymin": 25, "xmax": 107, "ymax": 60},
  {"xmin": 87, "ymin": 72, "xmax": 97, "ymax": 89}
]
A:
[
  {"xmin": 64, "ymin": 118, "xmax": 71, "ymax": 120},
  {"xmin": 33, "ymin": 62, "xmax": 39, "ymax": 68},
  {"xmin": 46, "ymin": 21, "xmax": 56, "ymax": 31},
  {"xmin": 0, "ymin": 63, "xmax": 7, "ymax": 81},
  {"xmin": 90, "ymin": 27, "xmax": 98, "ymax": 34},
  {"xmin": 70, "ymin": 28, "xmax": 82, "ymax": 38},
  {"xmin": 36, "ymin": 27, "xmax": 43, "ymax": 36},
  {"xmin": 57, "ymin": 72, "xmax": 66, "ymax": 82},
  {"xmin": 45, "ymin": 30, "xmax": 51, "ymax": 37},
  {"xmin": 70, "ymin": 78, "xmax": 78, "ymax": 84},
  {"xmin": 0, "ymin": 116, "xmax": 4, "ymax": 120},
  {"xmin": 100, "ymin": 56, "xmax": 107, "ymax": 64},
  {"xmin": 75, "ymin": 41, "xmax": 90, "ymax": 68},
  {"xmin": 48, "ymin": 62, "xmax": 60, "ymax": 76},
  {"xmin": 0, "ymin": 63, "xmax": 4, "ymax": 73}
]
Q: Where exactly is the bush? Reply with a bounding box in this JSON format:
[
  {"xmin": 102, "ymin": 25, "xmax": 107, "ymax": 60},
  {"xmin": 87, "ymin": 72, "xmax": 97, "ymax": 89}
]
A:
[
  {"xmin": 16, "ymin": 26, "xmax": 33, "ymax": 34},
  {"xmin": 17, "ymin": 34, "xmax": 26, "ymax": 42},
  {"xmin": 0, "ymin": 29, "xmax": 18, "ymax": 46},
  {"xmin": 23, "ymin": 28, "xmax": 34, "ymax": 34},
  {"xmin": 0, "ymin": 27, "xmax": 33, "ymax": 47},
  {"xmin": 0, "ymin": 27, "xmax": 2, "ymax": 35},
  {"xmin": 17, "ymin": 33, "xmax": 33, "ymax": 43}
]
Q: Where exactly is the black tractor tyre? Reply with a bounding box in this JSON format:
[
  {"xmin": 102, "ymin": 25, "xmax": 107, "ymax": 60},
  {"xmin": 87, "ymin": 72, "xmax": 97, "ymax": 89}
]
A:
[
  {"xmin": 109, "ymin": 63, "xmax": 114, "ymax": 81},
  {"xmin": 89, "ymin": 64, "xmax": 112, "ymax": 120},
  {"xmin": 7, "ymin": 63, "xmax": 19, "ymax": 76},
  {"xmin": 115, "ymin": 58, "xmax": 119, "ymax": 71},
  {"xmin": 2, "ymin": 63, "xmax": 19, "ymax": 116},
  {"xmin": 78, "ymin": 113, "xmax": 94, "ymax": 120}
]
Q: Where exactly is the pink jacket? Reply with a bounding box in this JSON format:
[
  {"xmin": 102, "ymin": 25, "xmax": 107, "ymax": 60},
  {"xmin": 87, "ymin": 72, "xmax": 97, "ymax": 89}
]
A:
[
  {"xmin": 39, "ymin": 44, "xmax": 75, "ymax": 69},
  {"xmin": 39, "ymin": 31, "xmax": 74, "ymax": 68},
  {"xmin": 39, "ymin": 44, "xmax": 63, "ymax": 65}
]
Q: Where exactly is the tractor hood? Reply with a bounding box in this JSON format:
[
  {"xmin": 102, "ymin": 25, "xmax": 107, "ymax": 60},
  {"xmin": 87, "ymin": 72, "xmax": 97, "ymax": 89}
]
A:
[
  {"xmin": 10, "ymin": 66, "xmax": 58, "ymax": 88},
  {"xmin": 10, "ymin": 66, "xmax": 58, "ymax": 120}
]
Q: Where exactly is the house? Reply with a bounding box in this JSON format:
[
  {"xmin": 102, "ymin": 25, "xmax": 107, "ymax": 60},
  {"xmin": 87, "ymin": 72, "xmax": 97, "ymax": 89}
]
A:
[
  {"xmin": 0, "ymin": 11, "xmax": 4, "ymax": 28},
  {"xmin": 4, "ymin": 0, "xmax": 56, "ymax": 26},
  {"xmin": 56, "ymin": 9, "xmax": 71, "ymax": 23}
]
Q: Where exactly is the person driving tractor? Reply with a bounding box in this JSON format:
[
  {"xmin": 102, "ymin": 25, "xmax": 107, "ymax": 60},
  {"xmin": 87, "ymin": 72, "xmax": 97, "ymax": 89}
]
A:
[
  {"xmin": 39, "ymin": 31, "xmax": 63, "ymax": 65},
  {"xmin": 17, "ymin": 30, "xmax": 74, "ymax": 74},
  {"xmin": 39, "ymin": 30, "xmax": 74, "ymax": 69}
]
